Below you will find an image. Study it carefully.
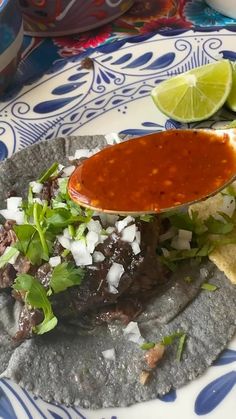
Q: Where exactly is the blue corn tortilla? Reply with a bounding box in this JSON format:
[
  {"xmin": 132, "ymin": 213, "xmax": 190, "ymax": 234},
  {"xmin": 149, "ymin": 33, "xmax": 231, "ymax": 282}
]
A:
[{"xmin": 0, "ymin": 136, "xmax": 235, "ymax": 409}]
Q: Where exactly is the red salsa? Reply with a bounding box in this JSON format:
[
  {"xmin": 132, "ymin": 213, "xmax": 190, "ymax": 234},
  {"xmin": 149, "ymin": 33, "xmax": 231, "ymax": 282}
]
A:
[{"xmin": 68, "ymin": 130, "xmax": 236, "ymax": 213}]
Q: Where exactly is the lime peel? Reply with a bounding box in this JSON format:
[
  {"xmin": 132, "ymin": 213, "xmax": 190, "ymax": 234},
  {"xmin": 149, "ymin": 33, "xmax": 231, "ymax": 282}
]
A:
[{"xmin": 151, "ymin": 60, "xmax": 233, "ymax": 123}]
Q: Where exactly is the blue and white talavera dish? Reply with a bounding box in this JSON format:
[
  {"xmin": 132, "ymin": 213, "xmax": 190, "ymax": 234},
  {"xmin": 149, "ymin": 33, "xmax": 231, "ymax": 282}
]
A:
[
  {"xmin": 0, "ymin": 0, "xmax": 23, "ymax": 95},
  {"xmin": 0, "ymin": 28, "xmax": 236, "ymax": 418}
]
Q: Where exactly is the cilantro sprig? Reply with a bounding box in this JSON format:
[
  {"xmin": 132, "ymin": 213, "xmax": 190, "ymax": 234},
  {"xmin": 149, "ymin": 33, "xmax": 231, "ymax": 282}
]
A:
[
  {"xmin": 49, "ymin": 262, "xmax": 84, "ymax": 294},
  {"xmin": 160, "ymin": 204, "xmax": 236, "ymax": 269},
  {"xmin": 38, "ymin": 162, "xmax": 59, "ymax": 184},
  {"xmin": 12, "ymin": 262, "xmax": 85, "ymax": 335},
  {"xmin": 13, "ymin": 274, "xmax": 58, "ymax": 335}
]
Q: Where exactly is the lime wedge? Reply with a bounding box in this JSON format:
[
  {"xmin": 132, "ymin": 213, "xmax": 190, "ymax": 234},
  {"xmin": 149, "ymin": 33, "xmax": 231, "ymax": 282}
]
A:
[
  {"xmin": 227, "ymin": 61, "xmax": 236, "ymax": 111},
  {"xmin": 151, "ymin": 60, "xmax": 232, "ymax": 123}
]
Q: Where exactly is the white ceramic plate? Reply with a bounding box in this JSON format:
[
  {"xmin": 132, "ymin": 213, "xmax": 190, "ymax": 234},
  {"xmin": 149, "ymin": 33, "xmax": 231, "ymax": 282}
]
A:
[{"xmin": 0, "ymin": 29, "xmax": 236, "ymax": 419}]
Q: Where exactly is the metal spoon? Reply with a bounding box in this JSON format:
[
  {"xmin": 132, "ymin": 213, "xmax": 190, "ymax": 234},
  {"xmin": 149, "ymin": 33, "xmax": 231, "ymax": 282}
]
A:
[{"xmin": 68, "ymin": 128, "xmax": 236, "ymax": 214}]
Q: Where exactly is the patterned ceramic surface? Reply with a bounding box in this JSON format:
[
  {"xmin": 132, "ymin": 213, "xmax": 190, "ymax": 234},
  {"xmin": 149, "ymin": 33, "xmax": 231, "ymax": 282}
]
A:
[
  {"xmin": 19, "ymin": 0, "xmax": 135, "ymax": 36},
  {"xmin": 0, "ymin": 28, "xmax": 236, "ymax": 418},
  {"xmin": 0, "ymin": 0, "xmax": 23, "ymax": 94}
]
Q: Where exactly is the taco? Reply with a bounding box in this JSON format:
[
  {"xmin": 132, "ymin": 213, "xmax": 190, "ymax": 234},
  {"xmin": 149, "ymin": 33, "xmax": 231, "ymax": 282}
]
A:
[{"xmin": 0, "ymin": 135, "xmax": 235, "ymax": 409}]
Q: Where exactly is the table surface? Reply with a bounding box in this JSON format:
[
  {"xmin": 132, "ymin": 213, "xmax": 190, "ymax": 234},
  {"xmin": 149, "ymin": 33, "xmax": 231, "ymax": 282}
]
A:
[{"xmin": 2, "ymin": 0, "xmax": 236, "ymax": 104}]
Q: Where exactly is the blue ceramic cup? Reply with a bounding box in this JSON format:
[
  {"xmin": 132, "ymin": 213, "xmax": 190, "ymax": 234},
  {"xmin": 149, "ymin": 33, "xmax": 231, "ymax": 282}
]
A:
[{"xmin": 0, "ymin": 0, "xmax": 23, "ymax": 95}]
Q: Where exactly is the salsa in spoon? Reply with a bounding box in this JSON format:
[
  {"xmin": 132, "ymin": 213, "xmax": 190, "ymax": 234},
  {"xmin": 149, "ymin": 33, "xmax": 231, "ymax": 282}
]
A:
[{"xmin": 68, "ymin": 129, "xmax": 236, "ymax": 214}]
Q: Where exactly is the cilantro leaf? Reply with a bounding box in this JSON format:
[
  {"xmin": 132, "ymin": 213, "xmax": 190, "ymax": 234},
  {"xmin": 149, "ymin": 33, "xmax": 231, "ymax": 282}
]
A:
[
  {"xmin": 0, "ymin": 247, "xmax": 19, "ymax": 269},
  {"xmin": 201, "ymin": 282, "xmax": 218, "ymax": 291},
  {"xmin": 205, "ymin": 216, "xmax": 234, "ymax": 234},
  {"xmin": 168, "ymin": 212, "xmax": 195, "ymax": 231},
  {"xmin": 50, "ymin": 262, "xmax": 85, "ymax": 294},
  {"xmin": 13, "ymin": 274, "xmax": 57, "ymax": 335},
  {"xmin": 38, "ymin": 162, "xmax": 59, "ymax": 184},
  {"xmin": 161, "ymin": 331, "xmax": 184, "ymax": 346},
  {"xmin": 140, "ymin": 342, "xmax": 155, "ymax": 350},
  {"xmin": 176, "ymin": 333, "xmax": 187, "ymax": 362},
  {"xmin": 14, "ymin": 224, "xmax": 53, "ymax": 265},
  {"xmin": 139, "ymin": 215, "xmax": 154, "ymax": 223}
]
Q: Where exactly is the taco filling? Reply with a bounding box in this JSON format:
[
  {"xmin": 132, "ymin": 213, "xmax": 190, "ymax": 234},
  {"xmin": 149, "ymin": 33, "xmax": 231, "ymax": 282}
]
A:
[{"xmin": 0, "ymin": 154, "xmax": 172, "ymax": 341}]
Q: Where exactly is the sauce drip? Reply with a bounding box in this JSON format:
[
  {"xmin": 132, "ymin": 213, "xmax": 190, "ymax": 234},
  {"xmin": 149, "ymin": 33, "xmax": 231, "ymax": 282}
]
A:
[{"xmin": 68, "ymin": 130, "xmax": 236, "ymax": 213}]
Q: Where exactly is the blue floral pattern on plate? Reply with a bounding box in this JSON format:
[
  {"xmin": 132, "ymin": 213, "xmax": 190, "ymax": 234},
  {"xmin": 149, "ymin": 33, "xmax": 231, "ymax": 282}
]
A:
[{"xmin": 0, "ymin": 27, "xmax": 236, "ymax": 419}]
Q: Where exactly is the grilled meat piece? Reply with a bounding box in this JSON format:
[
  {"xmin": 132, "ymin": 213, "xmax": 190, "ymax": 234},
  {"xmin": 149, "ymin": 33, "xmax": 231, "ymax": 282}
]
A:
[
  {"xmin": 14, "ymin": 306, "xmax": 43, "ymax": 342},
  {"xmin": 0, "ymin": 222, "xmax": 17, "ymax": 256},
  {"xmin": 0, "ymin": 264, "xmax": 17, "ymax": 289},
  {"xmin": 51, "ymin": 217, "xmax": 169, "ymax": 322},
  {"xmin": 40, "ymin": 178, "xmax": 59, "ymax": 202}
]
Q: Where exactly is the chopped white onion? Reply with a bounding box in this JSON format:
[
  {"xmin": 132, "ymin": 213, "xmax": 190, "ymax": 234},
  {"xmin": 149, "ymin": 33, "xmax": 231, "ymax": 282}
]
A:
[
  {"xmin": 123, "ymin": 321, "xmax": 145, "ymax": 344},
  {"xmin": 131, "ymin": 240, "xmax": 141, "ymax": 255},
  {"xmin": 135, "ymin": 230, "xmax": 141, "ymax": 245},
  {"xmin": 98, "ymin": 234, "xmax": 109, "ymax": 244},
  {"xmin": 93, "ymin": 251, "xmax": 105, "ymax": 262},
  {"xmin": 102, "ymin": 348, "xmax": 116, "ymax": 361},
  {"xmin": 57, "ymin": 235, "xmax": 71, "ymax": 250},
  {"xmin": 0, "ymin": 209, "xmax": 24, "ymax": 225},
  {"xmin": 171, "ymin": 236, "xmax": 191, "ymax": 250},
  {"xmin": 121, "ymin": 224, "xmax": 136, "ymax": 243},
  {"xmin": 7, "ymin": 197, "xmax": 22, "ymax": 211},
  {"xmin": 71, "ymin": 240, "xmax": 92, "ymax": 266},
  {"xmin": 87, "ymin": 219, "xmax": 102, "ymax": 234},
  {"xmin": 116, "ymin": 216, "xmax": 134, "ymax": 233},
  {"xmin": 108, "ymin": 284, "xmax": 119, "ymax": 294},
  {"xmin": 106, "ymin": 262, "xmax": 124, "ymax": 292},
  {"xmin": 178, "ymin": 229, "xmax": 192, "ymax": 242},
  {"xmin": 105, "ymin": 132, "xmax": 121, "ymax": 145},
  {"xmin": 171, "ymin": 229, "xmax": 192, "ymax": 250},
  {"xmin": 86, "ymin": 231, "xmax": 99, "ymax": 253},
  {"xmin": 62, "ymin": 165, "xmax": 75, "ymax": 177},
  {"xmin": 58, "ymin": 164, "xmax": 64, "ymax": 171},
  {"xmin": 49, "ymin": 256, "xmax": 61, "ymax": 267},
  {"xmin": 29, "ymin": 181, "xmax": 43, "ymax": 194},
  {"xmin": 106, "ymin": 226, "xmax": 115, "ymax": 234},
  {"xmin": 63, "ymin": 228, "xmax": 71, "ymax": 239}
]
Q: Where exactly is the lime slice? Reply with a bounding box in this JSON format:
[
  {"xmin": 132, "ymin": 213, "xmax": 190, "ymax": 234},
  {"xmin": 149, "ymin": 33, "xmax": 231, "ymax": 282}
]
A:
[
  {"xmin": 151, "ymin": 60, "xmax": 232, "ymax": 123},
  {"xmin": 227, "ymin": 61, "xmax": 236, "ymax": 111}
]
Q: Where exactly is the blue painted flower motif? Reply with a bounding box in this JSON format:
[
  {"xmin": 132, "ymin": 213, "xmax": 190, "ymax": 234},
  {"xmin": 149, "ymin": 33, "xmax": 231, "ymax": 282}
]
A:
[
  {"xmin": 159, "ymin": 389, "xmax": 177, "ymax": 402},
  {"xmin": 213, "ymin": 349, "xmax": 236, "ymax": 366},
  {"xmin": 184, "ymin": 0, "xmax": 236, "ymax": 26},
  {"xmin": 0, "ymin": 387, "xmax": 17, "ymax": 419},
  {"xmin": 194, "ymin": 371, "xmax": 236, "ymax": 415},
  {"xmin": 0, "ymin": 141, "xmax": 8, "ymax": 160}
]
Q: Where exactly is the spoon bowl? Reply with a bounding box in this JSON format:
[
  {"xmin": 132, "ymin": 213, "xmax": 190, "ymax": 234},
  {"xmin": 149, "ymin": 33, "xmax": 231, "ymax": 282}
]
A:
[{"xmin": 68, "ymin": 128, "xmax": 236, "ymax": 215}]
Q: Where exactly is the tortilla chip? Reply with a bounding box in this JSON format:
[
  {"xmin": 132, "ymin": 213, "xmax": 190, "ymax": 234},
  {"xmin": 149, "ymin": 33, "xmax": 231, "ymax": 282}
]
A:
[
  {"xmin": 209, "ymin": 246, "xmax": 236, "ymax": 284},
  {"xmin": 189, "ymin": 193, "xmax": 225, "ymax": 221},
  {"xmin": 189, "ymin": 184, "xmax": 236, "ymax": 284}
]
